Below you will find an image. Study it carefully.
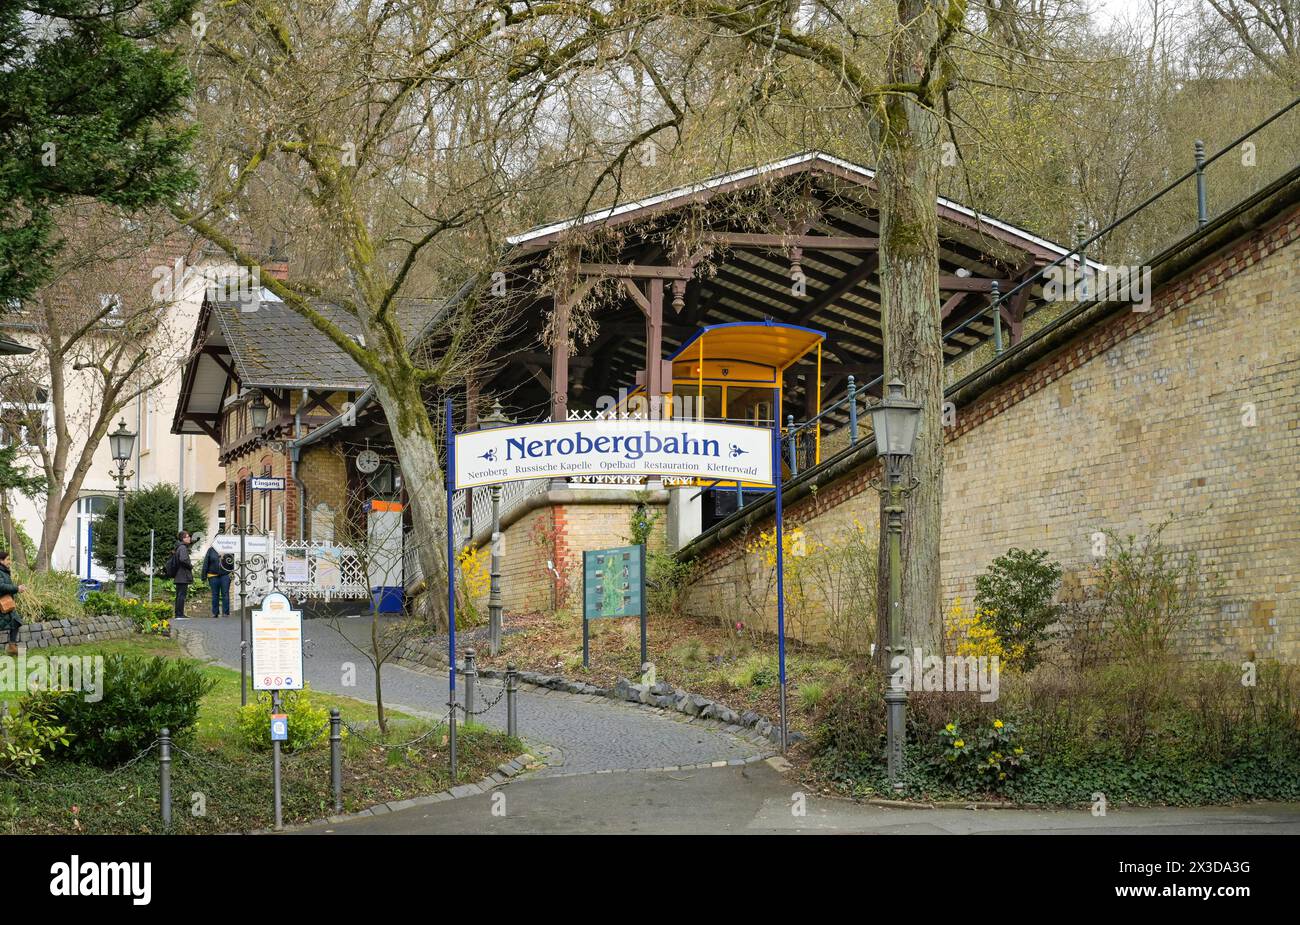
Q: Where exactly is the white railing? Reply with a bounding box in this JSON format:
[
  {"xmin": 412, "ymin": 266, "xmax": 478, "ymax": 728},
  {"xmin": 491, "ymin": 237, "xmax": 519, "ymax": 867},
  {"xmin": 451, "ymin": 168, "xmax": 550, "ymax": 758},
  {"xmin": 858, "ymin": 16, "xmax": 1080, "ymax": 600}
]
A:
[{"xmin": 230, "ymin": 539, "xmax": 379, "ymax": 602}]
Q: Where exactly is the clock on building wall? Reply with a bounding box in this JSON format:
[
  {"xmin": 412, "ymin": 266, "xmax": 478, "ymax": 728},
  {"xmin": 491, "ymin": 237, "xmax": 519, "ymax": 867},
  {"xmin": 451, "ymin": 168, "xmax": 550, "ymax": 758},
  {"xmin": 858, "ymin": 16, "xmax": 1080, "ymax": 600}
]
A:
[{"xmin": 355, "ymin": 448, "xmax": 381, "ymax": 474}]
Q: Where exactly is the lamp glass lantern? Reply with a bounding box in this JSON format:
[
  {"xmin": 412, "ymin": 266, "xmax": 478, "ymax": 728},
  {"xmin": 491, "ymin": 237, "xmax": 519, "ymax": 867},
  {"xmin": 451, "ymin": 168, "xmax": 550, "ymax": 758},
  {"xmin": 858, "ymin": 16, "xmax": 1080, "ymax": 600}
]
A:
[
  {"xmin": 479, "ymin": 399, "xmax": 514, "ymax": 431},
  {"xmin": 869, "ymin": 378, "xmax": 922, "ymax": 459},
  {"xmin": 249, "ymin": 393, "xmax": 269, "ymax": 431},
  {"xmin": 108, "ymin": 418, "xmax": 136, "ymax": 464}
]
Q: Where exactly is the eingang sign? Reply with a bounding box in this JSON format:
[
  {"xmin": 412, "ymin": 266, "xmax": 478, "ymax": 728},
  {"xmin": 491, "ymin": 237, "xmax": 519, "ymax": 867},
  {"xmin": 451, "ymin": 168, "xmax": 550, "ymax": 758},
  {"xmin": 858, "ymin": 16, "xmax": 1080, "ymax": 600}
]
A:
[{"xmin": 453, "ymin": 419, "xmax": 773, "ymax": 489}]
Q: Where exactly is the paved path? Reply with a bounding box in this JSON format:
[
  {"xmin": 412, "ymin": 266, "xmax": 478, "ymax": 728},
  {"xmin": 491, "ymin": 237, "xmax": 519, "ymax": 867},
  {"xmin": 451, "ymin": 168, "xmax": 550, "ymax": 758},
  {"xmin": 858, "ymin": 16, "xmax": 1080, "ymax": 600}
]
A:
[
  {"xmin": 176, "ymin": 614, "xmax": 765, "ymax": 776},
  {"xmin": 296, "ymin": 761, "xmax": 1300, "ymax": 835}
]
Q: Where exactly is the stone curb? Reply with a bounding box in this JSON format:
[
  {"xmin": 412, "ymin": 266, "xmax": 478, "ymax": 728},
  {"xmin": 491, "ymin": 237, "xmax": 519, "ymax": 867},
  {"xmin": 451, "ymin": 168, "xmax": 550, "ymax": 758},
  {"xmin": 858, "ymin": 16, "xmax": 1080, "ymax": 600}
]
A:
[
  {"xmin": 254, "ymin": 745, "xmax": 553, "ymax": 834},
  {"xmin": 860, "ymin": 797, "xmax": 1064, "ymax": 811}
]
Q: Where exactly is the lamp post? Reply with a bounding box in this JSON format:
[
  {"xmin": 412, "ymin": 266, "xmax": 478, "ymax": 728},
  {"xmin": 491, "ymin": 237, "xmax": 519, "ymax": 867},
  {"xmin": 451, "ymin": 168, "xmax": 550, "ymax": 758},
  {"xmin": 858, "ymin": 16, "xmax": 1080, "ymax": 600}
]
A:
[
  {"xmin": 867, "ymin": 378, "xmax": 922, "ymax": 790},
  {"xmin": 239, "ymin": 392, "xmax": 270, "ymax": 706},
  {"xmin": 108, "ymin": 418, "xmax": 136, "ymax": 597},
  {"xmin": 479, "ymin": 400, "xmax": 514, "ymax": 656}
]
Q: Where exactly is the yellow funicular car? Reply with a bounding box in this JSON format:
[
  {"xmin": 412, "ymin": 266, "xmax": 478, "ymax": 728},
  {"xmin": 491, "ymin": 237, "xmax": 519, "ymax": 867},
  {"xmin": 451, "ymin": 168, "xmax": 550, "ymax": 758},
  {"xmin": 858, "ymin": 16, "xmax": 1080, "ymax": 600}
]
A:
[{"xmin": 621, "ymin": 320, "xmax": 827, "ymax": 525}]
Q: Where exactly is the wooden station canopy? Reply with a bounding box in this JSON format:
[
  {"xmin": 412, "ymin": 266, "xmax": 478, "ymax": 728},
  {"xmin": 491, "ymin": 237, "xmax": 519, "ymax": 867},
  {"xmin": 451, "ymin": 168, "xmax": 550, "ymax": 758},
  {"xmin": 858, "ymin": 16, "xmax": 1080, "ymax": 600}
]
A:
[{"xmin": 474, "ymin": 151, "xmax": 1089, "ymax": 429}]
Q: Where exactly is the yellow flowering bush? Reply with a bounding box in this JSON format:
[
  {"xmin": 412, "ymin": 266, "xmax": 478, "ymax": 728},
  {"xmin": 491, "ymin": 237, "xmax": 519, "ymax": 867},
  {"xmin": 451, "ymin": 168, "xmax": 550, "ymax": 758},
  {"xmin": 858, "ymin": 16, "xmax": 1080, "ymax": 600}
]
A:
[
  {"xmin": 935, "ymin": 718, "xmax": 1028, "ymax": 793},
  {"xmin": 945, "ymin": 597, "xmax": 1025, "ymax": 668},
  {"xmin": 456, "ymin": 545, "xmax": 491, "ymax": 624}
]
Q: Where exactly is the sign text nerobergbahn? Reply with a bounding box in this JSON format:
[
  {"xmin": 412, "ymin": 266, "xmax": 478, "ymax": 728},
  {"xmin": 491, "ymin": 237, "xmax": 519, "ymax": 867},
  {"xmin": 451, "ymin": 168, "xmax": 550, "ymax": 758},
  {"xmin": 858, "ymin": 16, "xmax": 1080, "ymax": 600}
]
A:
[{"xmin": 453, "ymin": 419, "xmax": 773, "ymax": 489}]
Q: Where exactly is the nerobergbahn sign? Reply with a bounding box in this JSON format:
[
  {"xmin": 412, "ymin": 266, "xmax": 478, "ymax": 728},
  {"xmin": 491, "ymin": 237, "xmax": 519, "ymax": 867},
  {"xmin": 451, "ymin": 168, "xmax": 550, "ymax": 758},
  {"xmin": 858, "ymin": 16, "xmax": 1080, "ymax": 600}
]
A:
[
  {"xmin": 453, "ymin": 419, "xmax": 773, "ymax": 488},
  {"xmin": 442, "ymin": 399, "xmax": 790, "ymax": 775}
]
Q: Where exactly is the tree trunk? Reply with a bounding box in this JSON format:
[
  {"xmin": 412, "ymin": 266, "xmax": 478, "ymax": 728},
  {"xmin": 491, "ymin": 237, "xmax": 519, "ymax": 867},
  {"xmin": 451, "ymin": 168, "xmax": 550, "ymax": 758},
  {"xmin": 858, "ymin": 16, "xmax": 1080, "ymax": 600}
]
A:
[
  {"xmin": 371, "ymin": 614, "xmax": 388, "ymax": 734},
  {"xmin": 0, "ymin": 494, "xmax": 29, "ymax": 570},
  {"xmin": 874, "ymin": 0, "xmax": 947, "ymax": 665},
  {"xmin": 371, "ymin": 375, "xmax": 451, "ymax": 631}
]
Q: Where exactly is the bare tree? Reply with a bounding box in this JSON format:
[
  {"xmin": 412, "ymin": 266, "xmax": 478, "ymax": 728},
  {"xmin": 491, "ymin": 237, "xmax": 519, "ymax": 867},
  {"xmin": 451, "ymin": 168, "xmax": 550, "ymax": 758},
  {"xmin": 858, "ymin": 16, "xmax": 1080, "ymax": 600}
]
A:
[
  {"xmin": 170, "ymin": 1, "xmax": 627, "ymax": 628},
  {"xmin": 0, "ymin": 204, "xmax": 193, "ymax": 571},
  {"xmin": 1203, "ymin": 0, "xmax": 1300, "ymax": 88}
]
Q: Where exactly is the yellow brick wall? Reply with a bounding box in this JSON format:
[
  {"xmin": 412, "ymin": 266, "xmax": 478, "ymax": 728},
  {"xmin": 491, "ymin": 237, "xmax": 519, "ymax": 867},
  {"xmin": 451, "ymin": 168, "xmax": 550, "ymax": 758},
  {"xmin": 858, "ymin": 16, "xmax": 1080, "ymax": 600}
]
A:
[
  {"xmin": 478, "ymin": 495, "xmax": 667, "ymax": 615},
  {"xmin": 682, "ymin": 207, "xmax": 1300, "ymax": 660}
]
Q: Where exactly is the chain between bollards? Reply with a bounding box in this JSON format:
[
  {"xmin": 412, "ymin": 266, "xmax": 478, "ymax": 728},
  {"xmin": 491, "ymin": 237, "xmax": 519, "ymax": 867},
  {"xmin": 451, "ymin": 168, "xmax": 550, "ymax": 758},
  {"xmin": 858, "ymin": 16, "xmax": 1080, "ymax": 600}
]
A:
[
  {"xmin": 505, "ymin": 663, "xmax": 518, "ymax": 738},
  {"xmin": 159, "ymin": 727, "xmax": 172, "ymax": 830},
  {"xmin": 329, "ymin": 708, "xmax": 342, "ymax": 814}
]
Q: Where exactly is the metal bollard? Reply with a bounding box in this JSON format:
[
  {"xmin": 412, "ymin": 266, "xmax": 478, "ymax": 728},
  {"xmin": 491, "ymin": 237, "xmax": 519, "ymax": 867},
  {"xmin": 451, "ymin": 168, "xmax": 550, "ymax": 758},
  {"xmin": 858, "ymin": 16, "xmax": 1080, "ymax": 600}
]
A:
[
  {"xmin": 463, "ymin": 648, "xmax": 477, "ymax": 722},
  {"xmin": 1195, "ymin": 139, "xmax": 1208, "ymax": 228},
  {"xmin": 505, "ymin": 663, "xmax": 518, "ymax": 738},
  {"xmin": 159, "ymin": 727, "xmax": 172, "ymax": 829},
  {"xmin": 847, "ymin": 375, "xmax": 858, "ymax": 443},
  {"xmin": 329, "ymin": 709, "xmax": 342, "ymax": 814},
  {"xmin": 786, "ymin": 415, "xmax": 797, "ymax": 475}
]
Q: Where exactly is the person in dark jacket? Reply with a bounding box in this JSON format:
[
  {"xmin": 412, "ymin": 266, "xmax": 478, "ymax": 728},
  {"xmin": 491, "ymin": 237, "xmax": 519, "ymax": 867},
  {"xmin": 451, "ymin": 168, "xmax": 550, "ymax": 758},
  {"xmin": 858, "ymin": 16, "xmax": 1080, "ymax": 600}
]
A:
[
  {"xmin": 0, "ymin": 549, "xmax": 28, "ymax": 655},
  {"xmin": 202, "ymin": 540, "xmax": 232, "ymax": 617},
  {"xmin": 173, "ymin": 531, "xmax": 194, "ymax": 621}
]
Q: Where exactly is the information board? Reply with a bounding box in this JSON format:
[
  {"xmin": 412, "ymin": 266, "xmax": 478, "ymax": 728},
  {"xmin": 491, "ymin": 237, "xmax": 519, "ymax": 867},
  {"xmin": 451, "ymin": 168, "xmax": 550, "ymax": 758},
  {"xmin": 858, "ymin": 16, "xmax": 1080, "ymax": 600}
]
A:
[
  {"xmin": 251, "ymin": 592, "xmax": 304, "ymax": 691},
  {"xmin": 583, "ymin": 545, "xmax": 644, "ymax": 619}
]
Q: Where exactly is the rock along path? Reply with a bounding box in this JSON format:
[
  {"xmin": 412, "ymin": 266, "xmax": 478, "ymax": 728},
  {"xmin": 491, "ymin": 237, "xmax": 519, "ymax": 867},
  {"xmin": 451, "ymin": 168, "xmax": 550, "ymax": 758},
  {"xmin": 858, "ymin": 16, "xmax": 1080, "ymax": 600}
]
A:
[{"xmin": 176, "ymin": 612, "xmax": 767, "ymax": 776}]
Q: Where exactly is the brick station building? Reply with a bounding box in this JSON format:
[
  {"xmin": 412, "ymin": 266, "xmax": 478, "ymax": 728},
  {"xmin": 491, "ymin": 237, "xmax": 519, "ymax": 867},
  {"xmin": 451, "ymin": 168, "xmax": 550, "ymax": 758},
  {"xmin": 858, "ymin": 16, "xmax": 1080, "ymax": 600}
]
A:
[{"xmin": 172, "ymin": 284, "xmax": 437, "ymax": 543}]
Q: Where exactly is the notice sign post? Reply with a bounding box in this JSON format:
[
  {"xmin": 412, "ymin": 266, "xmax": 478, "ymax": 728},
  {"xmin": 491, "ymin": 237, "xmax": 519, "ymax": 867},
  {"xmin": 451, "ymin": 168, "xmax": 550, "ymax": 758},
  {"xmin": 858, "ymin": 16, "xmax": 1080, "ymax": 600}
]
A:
[
  {"xmin": 582, "ymin": 545, "xmax": 646, "ymax": 669},
  {"xmin": 251, "ymin": 591, "xmax": 302, "ymax": 831}
]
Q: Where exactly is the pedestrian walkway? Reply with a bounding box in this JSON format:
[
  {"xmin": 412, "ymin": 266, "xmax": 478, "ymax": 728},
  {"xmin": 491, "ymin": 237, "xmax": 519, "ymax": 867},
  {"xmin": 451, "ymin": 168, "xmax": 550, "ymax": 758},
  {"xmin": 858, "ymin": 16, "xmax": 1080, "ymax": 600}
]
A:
[{"xmin": 176, "ymin": 613, "xmax": 765, "ymax": 776}]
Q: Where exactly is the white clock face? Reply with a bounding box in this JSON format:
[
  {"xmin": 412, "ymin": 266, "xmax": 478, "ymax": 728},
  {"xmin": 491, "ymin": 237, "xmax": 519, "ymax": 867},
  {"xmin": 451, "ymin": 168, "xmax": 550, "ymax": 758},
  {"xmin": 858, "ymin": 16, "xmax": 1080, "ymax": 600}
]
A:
[{"xmin": 356, "ymin": 449, "xmax": 381, "ymax": 474}]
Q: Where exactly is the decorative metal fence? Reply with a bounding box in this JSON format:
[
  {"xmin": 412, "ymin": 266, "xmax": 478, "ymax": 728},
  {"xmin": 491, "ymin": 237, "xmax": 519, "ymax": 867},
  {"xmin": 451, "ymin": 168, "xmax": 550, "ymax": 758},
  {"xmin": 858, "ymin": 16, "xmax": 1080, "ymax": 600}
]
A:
[{"xmin": 229, "ymin": 536, "xmax": 375, "ymax": 603}]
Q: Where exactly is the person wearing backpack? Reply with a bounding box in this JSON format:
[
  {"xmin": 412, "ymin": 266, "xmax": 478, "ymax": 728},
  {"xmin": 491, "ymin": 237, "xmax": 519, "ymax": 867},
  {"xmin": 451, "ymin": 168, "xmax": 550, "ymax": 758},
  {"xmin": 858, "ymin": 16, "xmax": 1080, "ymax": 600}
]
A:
[
  {"xmin": 168, "ymin": 531, "xmax": 194, "ymax": 621},
  {"xmin": 0, "ymin": 549, "xmax": 28, "ymax": 655},
  {"xmin": 202, "ymin": 539, "xmax": 232, "ymax": 618}
]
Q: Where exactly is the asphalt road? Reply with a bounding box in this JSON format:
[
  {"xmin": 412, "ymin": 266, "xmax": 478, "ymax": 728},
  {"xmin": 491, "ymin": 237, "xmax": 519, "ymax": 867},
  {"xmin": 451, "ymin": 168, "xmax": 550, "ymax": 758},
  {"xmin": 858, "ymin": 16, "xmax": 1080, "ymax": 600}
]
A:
[{"xmin": 296, "ymin": 760, "xmax": 1300, "ymax": 835}]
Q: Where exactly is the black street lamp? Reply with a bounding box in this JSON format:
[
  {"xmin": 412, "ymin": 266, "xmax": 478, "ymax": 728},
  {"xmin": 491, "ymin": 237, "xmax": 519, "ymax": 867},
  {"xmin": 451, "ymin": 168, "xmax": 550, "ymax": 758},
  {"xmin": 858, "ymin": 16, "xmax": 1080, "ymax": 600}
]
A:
[
  {"xmin": 249, "ymin": 392, "xmax": 270, "ymax": 432},
  {"xmin": 479, "ymin": 400, "xmax": 514, "ymax": 656},
  {"xmin": 867, "ymin": 378, "xmax": 922, "ymax": 789},
  {"xmin": 108, "ymin": 418, "xmax": 136, "ymax": 597}
]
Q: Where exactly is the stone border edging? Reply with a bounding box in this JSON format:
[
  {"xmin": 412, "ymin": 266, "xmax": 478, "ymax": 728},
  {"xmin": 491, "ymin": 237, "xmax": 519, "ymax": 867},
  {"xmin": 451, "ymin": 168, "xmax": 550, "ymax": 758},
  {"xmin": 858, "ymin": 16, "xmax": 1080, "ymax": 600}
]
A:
[
  {"xmin": 472, "ymin": 665, "xmax": 798, "ymax": 751},
  {"xmin": 15, "ymin": 613, "xmax": 133, "ymax": 649},
  {"xmin": 256, "ymin": 744, "xmax": 556, "ymax": 834}
]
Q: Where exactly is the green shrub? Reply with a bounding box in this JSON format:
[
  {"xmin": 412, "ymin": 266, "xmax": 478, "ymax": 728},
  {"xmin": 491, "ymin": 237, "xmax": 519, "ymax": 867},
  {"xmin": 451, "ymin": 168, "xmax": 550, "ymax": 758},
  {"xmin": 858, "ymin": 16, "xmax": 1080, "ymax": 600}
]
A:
[
  {"xmin": 723, "ymin": 653, "xmax": 776, "ymax": 689},
  {"xmin": 1093, "ymin": 522, "xmax": 1221, "ymax": 663},
  {"xmin": 810, "ymin": 672, "xmax": 886, "ymax": 780},
  {"xmin": 0, "ymin": 700, "xmax": 71, "ymax": 775},
  {"xmin": 933, "ymin": 717, "xmax": 1028, "ymax": 793},
  {"xmin": 236, "ymin": 687, "xmax": 332, "ymax": 753},
  {"xmin": 974, "ymin": 548, "xmax": 1061, "ymax": 670},
  {"xmin": 39, "ymin": 654, "xmax": 215, "ymax": 767},
  {"xmin": 13, "ymin": 569, "xmax": 83, "ymax": 623},
  {"xmin": 647, "ymin": 552, "xmax": 694, "ymax": 618},
  {"xmin": 90, "ymin": 484, "xmax": 207, "ymax": 586},
  {"xmin": 82, "ymin": 590, "xmax": 172, "ymax": 635},
  {"xmin": 797, "ymin": 681, "xmax": 826, "ymax": 713},
  {"xmin": 812, "ymin": 659, "xmax": 1300, "ymax": 804}
]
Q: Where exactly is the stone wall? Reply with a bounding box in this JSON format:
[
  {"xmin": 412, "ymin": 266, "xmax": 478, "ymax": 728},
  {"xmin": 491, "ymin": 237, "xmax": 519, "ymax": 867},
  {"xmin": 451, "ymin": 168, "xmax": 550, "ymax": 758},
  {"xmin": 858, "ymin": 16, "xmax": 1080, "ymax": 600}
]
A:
[
  {"xmin": 16, "ymin": 614, "xmax": 135, "ymax": 649},
  {"xmin": 681, "ymin": 203, "xmax": 1300, "ymax": 661}
]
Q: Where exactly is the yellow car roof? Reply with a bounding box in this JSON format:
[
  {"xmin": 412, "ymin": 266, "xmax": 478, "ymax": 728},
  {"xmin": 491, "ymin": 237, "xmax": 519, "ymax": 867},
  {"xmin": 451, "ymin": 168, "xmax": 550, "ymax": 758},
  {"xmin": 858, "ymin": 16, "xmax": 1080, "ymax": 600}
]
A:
[{"xmin": 669, "ymin": 321, "xmax": 826, "ymax": 372}]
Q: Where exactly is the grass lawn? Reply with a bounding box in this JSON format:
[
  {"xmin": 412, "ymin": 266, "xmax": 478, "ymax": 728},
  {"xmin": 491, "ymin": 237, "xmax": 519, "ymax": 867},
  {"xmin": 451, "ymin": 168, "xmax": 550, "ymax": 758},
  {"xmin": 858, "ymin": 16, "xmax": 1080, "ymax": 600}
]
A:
[
  {"xmin": 473, "ymin": 608, "xmax": 857, "ymax": 736},
  {"xmin": 0, "ymin": 634, "xmax": 524, "ymax": 834}
]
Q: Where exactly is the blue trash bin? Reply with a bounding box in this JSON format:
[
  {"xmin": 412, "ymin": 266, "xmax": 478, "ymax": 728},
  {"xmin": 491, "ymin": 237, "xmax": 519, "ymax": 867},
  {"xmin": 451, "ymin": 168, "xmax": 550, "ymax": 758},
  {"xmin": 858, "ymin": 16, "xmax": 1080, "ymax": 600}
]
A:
[
  {"xmin": 77, "ymin": 579, "xmax": 102, "ymax": 602},
  {"xmin": 371, "ymin": 586, "xmax": 404, "ymax": 614}
]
